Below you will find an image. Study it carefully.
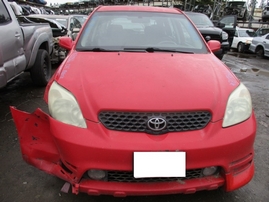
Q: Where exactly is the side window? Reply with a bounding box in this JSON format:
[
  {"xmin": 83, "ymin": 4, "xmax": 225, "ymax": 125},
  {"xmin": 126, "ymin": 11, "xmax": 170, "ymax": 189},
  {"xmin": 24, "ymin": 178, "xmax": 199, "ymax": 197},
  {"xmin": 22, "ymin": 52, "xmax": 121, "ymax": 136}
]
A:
[
  {"xmin": 70, "ymin": 18, "xmax": 74, "ymax": 30},
  {"xmin": 73, "ymin": 18, "xmax": 82, "ymax": 29},
  {"xmin": 220, "ymin": 16, "xmax": 236, "ymax": 28},
  {"xmin": 0, "ymin": 1, "xmax": 11, "ymax": 24},
  {"xmin": 266, "ymin": 35, "xmax": 269, "ymax": 40}
]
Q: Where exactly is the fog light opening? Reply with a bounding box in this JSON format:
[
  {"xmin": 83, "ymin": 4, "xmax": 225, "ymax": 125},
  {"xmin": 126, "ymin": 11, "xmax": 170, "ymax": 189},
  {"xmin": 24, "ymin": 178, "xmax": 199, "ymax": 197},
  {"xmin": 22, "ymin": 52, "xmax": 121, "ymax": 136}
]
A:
[
  {"xmin": 202, "ymin": 166, "xmax": 218, "ymax": 176},
  {"xmin": 87, "ymin": 169, "xmax": 106, "ymax": 180}
]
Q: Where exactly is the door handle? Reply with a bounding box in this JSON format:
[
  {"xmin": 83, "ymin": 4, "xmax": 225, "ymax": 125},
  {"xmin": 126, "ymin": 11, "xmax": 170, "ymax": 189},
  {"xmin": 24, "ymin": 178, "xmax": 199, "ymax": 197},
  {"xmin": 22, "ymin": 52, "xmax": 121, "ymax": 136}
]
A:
[{"xmin": 15, "ymin": 32, "xmax": 20, "ymax": 38}]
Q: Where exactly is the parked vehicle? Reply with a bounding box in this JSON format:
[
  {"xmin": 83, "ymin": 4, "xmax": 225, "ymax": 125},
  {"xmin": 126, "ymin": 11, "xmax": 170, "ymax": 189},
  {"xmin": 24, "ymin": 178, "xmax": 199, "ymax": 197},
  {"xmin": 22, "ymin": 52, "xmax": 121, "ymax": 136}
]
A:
[
  {"xmin": 249, "ymin": 33, "xmax": 269, "ymax": 58},
  {"xmin": 26, "ymin": 14, "xmax": 88, "ymax": 39},
  {"xmin": 11, "ymin": 5, "xmax": 256, "ymax": 196},
  {"xmin": 0, "ymin": 0, "xmax": 53, "ymax": 89},
  {"xmin": 262, "ymin": 5, "xmax": 269, "ymax": 22},
  {"xmin": 230, "ymin": 27, "xmax": 255, "ymax": 53},
  {"xmin": 192, "ymin": 4, "xmax": 213, "ymax": 17},
  {"xmin": 254, "ymin": 27, "xmax": 269, "ymax": 37},
  {"xmin": 27, "ymin": 0, "xmax": 47, "ymax": 5},
  {"xmin": 25, "ymin": 14, "xmax": 87, "ymax": 63},
  {"xmin": 185, "ymin": 11, "xmax": 229, "ymax": 60},
  {"xmin": 223, "ymin": 0, "xmax": 248, "ymax": 21}
]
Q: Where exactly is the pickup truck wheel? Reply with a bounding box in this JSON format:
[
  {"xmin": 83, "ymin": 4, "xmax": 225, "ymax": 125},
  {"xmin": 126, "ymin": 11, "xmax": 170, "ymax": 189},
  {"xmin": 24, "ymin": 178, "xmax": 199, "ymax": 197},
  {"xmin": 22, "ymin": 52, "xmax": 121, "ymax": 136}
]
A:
[
  {"xmin": 30, "ymin": 49, "xmax": 51, "ymax": 86},
  {"xmin": 238, "ymin": 43, "xmax": 245, "ymax": 53}
]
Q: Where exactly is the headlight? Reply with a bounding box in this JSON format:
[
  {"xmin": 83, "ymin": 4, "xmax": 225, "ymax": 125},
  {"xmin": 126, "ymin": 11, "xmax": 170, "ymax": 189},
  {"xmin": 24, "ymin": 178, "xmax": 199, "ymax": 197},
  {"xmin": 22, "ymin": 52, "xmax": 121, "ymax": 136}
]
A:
[
  {"xmin": 223, "ymin": 83, "xmax": 252, "ymax": 127},
  {"xmin": 245, "ymin": 39, "xmax": 252, "ymax": 44},
  {"xmin": 222, "ymin": 31, "xmax": 228, "ymax": 40},
  {"xmin": 48, "ymin": 81, "xmax": 86, "ymax": 128}
]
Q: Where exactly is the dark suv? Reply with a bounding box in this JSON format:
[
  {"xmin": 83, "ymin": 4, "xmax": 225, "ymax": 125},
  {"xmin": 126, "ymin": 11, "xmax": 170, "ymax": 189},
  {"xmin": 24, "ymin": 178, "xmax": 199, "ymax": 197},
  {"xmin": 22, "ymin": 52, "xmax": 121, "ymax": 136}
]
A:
[{"xmin": 185, "ymin": 12, "xmax": 229, "ymax": 60}]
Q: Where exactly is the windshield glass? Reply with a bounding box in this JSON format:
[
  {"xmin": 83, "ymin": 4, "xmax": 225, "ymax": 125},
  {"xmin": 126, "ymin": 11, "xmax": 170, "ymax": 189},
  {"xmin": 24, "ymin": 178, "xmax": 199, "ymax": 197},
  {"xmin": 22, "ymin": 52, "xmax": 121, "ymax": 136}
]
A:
[
  {"xmin": 228, "ymin": 2, "xmax": 245, "ymax": 8},
  {"xmin": 76, "ymin": 11, "xmax": 207, "ymax": 53},
  {"xmin": 53, "ymin": 18, "xmax": 68, "ymax": 27},
  {"xmin": 238, "ymin": 30, "xmax": 255, "ymax": 37},
  {"xmin": 185, "ymin": 13, "xmax": 213, "ymax": 27}
]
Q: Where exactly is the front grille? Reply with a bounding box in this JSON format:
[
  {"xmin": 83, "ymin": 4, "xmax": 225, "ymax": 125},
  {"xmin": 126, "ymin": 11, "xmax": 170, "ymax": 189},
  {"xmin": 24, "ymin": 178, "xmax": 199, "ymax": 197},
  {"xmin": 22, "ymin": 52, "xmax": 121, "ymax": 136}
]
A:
[
  {"xmin": 98, "ymin": 111, "xmax": 211, "ymax": 134},
  {"xmin": 202, "ymin": 34, "xmax": 222, "ymax": 42},
  {"xmin": 107, "ymin": 169, "xmax": 203, "ymax": 183}
]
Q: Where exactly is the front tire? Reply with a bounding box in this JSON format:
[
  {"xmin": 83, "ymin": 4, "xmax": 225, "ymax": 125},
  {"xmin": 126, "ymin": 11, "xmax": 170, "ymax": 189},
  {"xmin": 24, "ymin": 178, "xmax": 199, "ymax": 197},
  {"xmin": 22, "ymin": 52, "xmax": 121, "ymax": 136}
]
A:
[
  {"xmin": 238, "ymin": 43, "xmax": 245, "ymax": 53},
  {"xmin": 30, "ymin": 49, "xmax": 51, "ymax": 87},
  {"xmin": 255, "ymin": 47, "xmax": 265, "ymax": 58}
]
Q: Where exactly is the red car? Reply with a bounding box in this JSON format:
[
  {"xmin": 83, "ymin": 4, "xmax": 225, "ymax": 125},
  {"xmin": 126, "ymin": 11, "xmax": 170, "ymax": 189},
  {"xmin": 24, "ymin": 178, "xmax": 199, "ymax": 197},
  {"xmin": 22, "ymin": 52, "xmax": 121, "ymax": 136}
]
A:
[{"xmin": 11, "ymin": 5, "xmax": 256, "ymax": 197}]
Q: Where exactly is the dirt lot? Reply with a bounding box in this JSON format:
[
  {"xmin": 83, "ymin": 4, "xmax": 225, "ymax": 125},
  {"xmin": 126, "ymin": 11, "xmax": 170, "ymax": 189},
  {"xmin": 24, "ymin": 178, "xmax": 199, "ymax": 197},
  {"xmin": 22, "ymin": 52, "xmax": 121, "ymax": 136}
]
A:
[{"xmin": 0, "ymin": 53, "xmax": 268, "ymax": 202}]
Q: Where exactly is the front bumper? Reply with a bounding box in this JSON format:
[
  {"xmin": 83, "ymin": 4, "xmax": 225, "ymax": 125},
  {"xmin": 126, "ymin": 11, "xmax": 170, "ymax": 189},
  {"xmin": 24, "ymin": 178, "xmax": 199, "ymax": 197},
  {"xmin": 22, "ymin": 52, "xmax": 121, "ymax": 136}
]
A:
[
  {"xmin": 221, "ymin": 41, "xmax": 230, "ymax": 52},
  {"xmin": 244, "ymin": 44, "xmax": 251, "ymax": 51},
  {"xmin": 10, "ymin": 107, "xmax": 256, "ymax": 196},
  {"xmin": 213, "ymin": 41, "xmax": 230, "ymax": 59}
]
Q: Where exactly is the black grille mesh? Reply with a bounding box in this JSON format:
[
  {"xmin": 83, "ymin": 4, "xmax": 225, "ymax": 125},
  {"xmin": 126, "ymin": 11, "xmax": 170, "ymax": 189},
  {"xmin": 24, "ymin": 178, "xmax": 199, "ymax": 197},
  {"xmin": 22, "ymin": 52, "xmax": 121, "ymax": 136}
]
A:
[
  {"xmin": 99, "ymin": 111, "xmax": 211, "ymax": 134},
  {"xmin": 202, "ymin": 34, "xmax": 222, "ymax": 42},
  {"xmin": 107, "ymin": 169, "xmax": 203, "ymax": 183}
]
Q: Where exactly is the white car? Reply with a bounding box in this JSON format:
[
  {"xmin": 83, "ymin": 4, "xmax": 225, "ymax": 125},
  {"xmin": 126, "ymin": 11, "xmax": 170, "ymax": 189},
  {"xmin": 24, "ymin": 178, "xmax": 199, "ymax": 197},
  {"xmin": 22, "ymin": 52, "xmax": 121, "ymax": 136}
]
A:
[
  {"xmin": 231, "ymin": 27, "xmax": 255, "ymax": 53},
  {"xmin": 249, "ymin": 33, "xmax": 269, "ymax": 58}
]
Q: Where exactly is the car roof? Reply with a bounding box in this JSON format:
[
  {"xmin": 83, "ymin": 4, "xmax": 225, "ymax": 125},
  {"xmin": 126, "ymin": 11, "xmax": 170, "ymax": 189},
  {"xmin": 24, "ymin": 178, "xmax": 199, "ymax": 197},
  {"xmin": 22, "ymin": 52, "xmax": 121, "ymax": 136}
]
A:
[
  {"xmin": 28, "ymin": 14, "xmax": 87, "ymax": 19},
  {"xmin": 96, "ymin": 5, "xmax": 181, "ymax": 14},
  {"xmin": 236, "ymin": 26, "xmax": 254, "ymax": 31},
  {"xmin": 184, "ymin": 11, "xmax": 207, "ymax": 16}
]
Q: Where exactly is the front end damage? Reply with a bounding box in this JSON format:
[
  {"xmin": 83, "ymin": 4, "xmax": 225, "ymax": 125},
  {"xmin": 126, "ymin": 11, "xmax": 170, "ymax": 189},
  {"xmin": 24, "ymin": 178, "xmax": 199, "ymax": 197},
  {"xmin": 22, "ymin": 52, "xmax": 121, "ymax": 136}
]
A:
[
  {"xmin": 10, "ymin": 106, "xmax": 256, "ymax": 196},
  {"xmin": 10, "ymin": 107, "xmax": 75, "ymax": 193}
]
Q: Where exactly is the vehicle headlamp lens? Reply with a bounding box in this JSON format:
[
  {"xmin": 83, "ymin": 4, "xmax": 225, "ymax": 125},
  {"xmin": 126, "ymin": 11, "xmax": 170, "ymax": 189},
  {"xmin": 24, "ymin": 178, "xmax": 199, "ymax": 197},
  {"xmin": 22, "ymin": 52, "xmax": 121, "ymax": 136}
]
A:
[
  {"xmin": 223, "ymin": 83, "xmax": 252, "ymax": 127},
  {"xmin": 245, "ymin": 39, "xmax": 252, "ymax": 44},
  {"xmin": 48, "ymin": 81, "xmax": 86, "ymax": 128},
  {"xmin": 222, "ymin": 31, "xmax": 228, "ymax": 40}
]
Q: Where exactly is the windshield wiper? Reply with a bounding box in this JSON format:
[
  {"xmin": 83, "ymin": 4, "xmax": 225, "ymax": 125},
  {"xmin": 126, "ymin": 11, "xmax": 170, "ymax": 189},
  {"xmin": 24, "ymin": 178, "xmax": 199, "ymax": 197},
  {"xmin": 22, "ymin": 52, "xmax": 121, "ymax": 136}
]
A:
[
  {"xmin": 77, "ymin": 47, "xmax": 194, "ymax": 54},
  {"xmin": 77, "ymin": 48, "xmax": 121, "ymax": 52},
  {"xmin": 123, "ymin": 47, "xmax": 193, "ymax": 53},
  {"xmin": 145, "ymin": 47, "xmax": 194, "ymax": 53}
]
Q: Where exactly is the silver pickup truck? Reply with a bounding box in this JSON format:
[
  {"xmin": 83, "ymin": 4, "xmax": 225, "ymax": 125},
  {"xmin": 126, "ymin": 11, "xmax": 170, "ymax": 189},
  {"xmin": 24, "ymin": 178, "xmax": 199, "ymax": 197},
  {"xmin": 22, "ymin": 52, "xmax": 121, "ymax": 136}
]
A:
[{"xmin": 0, "ymin": 0, "xmax": 53, "ymax": 88}]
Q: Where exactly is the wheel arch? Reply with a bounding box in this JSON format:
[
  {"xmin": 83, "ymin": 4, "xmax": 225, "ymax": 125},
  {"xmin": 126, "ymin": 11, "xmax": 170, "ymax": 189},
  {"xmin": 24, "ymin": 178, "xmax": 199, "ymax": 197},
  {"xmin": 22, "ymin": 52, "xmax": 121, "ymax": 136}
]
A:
[
  {"xmin": 27, "ymin": 33, "xmax": 51, "ymax": 70},
  {"xmin": 255, "ymin": 44, "xmax": 264, "ymax": 52}
]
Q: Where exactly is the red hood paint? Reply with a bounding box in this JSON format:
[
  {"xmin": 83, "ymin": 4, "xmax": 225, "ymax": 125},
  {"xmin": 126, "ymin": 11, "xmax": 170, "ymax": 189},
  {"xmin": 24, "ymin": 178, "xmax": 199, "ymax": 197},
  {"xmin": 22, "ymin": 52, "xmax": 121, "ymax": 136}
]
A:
[{"xmin": 53, "ymin": 51, "xmax": 239, "ymax": 122}]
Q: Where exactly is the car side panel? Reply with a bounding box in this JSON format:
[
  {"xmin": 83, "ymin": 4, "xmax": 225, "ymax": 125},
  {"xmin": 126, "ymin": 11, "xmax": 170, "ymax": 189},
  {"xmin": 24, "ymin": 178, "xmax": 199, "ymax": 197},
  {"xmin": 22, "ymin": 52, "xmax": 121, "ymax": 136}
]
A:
[{"xmin": 0, "ymin": 0, "xmax": 26, "ymax": 88}]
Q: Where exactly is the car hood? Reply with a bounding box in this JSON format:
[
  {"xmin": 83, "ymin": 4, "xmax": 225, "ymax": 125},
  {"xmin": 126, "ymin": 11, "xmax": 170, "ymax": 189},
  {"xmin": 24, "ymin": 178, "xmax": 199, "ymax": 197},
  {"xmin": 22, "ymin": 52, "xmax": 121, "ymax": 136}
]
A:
[
  {"xmin": 197, "ymin": 26, "xmax": 222, "ymax": 35},
  {"xmin": 238, "ymin": 37, "xmax": 253, "ymax": 42},
  {"xmin": 54, "ymin": 51, "xmax": 239, "ymax": 122}
]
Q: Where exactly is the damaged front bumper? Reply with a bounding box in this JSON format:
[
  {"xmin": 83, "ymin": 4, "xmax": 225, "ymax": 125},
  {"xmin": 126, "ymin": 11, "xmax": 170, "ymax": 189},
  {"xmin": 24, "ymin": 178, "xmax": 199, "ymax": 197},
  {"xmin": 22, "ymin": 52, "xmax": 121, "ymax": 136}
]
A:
[
  {"xmin": 10, "ymin": 107, "xmax": 76, "ymax": 183},
  {"xmin": 10, "ymin": 106, "xmax": 256, "ymax": 196}
]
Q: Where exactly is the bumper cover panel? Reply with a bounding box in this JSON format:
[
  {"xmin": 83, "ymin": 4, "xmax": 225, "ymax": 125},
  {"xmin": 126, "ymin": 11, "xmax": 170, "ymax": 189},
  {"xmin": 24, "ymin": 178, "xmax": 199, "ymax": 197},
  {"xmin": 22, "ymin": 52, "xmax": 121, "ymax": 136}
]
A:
[{"xmin": 10, "ymin": 106, "xmax": 256, "ymax": 195}]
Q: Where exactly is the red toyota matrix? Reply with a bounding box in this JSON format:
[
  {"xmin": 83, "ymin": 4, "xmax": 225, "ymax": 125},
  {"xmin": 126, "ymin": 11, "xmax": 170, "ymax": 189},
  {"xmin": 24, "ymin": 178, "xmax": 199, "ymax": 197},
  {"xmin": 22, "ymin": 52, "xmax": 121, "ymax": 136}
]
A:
[{"xmin": 11, "ymin": 5, "xmax": 256, "ymax": 197}]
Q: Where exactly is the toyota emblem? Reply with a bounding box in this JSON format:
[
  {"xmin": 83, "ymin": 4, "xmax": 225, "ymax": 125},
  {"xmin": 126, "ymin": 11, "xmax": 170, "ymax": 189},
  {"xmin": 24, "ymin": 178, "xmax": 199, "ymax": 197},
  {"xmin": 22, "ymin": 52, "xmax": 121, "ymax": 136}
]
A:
[
  {"xmin": 147, "ymin": 117, "xmax": 167, "ymax": 131},
  {"xmin": 205, "ymin": 36, "xmax": 211, "ymax": 41}
]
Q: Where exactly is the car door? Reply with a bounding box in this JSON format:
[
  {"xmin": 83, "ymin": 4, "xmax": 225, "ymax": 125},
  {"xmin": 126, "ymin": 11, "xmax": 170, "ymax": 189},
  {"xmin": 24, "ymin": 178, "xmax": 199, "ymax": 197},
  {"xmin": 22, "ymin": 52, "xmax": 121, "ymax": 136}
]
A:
[
  {"xmin": 0, "ymin": 1, "xmax": 24, "ymax": 84},
  {"xmin": 264, "ymin": 34, "xmax": 269, "ymax": 56},
  {"xmin": 218, "ymin": 15, "xmax": 237, "ymax": 46},
  {"xmin": 231, "ymin": 29, "xmax": 240, "ymax": 48}
]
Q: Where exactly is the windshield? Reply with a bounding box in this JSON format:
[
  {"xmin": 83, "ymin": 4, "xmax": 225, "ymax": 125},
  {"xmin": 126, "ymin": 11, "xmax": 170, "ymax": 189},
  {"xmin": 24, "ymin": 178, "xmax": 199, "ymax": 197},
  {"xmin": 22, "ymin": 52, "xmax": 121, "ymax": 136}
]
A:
[
  {"xmin": 53, "ymin": 18, "xmax": 68, "ymax": 27},
  {"xmin": 228, "ymin": 2, "xmax": 245, "ymax": 8},
  {"xmin": 185, "ymin": 13, "xmax": 214, "ymax": 27},
  {"xmin": 76, "ymin": 11, "xmax": 207, "ymax": 53},
  {"xmin": 238, "ymin": 30, "xmax": 255, "ymax": 37}
]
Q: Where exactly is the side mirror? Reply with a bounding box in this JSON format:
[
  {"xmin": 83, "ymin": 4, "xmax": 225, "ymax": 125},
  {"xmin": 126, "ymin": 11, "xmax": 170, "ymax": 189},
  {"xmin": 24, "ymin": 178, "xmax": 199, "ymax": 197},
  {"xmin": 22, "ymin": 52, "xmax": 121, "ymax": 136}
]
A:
[
  {"xmin": 59, "ymin": 37, "xmax": 74, "ymax": 50},
  {"xmin": 217, "ymin": 22, "xmax": 225, "ymax": 29},
  {"xmin": 207, "ymin": 40, "xmax": 221, "ymax": 52}
]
